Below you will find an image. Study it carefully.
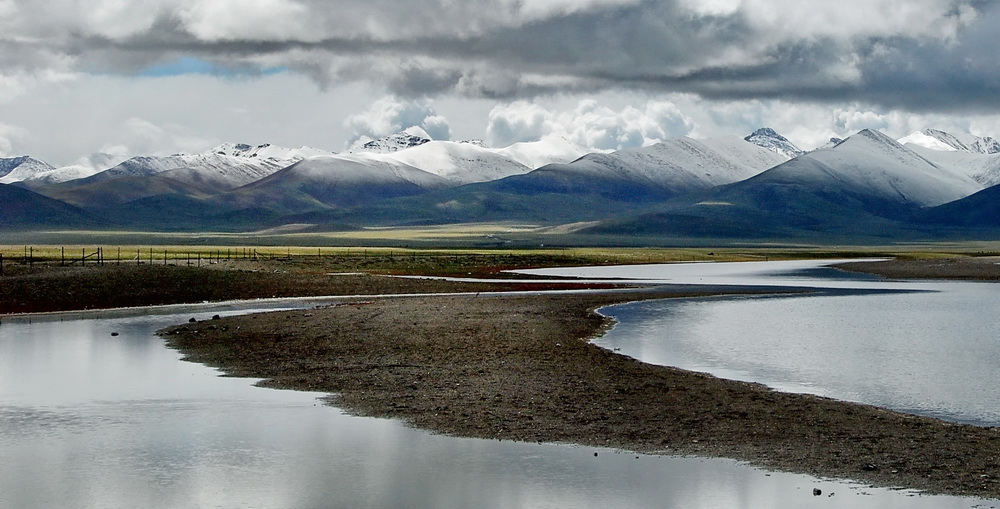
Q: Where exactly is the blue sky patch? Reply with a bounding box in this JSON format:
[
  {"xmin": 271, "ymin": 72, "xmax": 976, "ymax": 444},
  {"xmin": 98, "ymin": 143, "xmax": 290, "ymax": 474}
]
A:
[{"xmin": 139, "ymin": 56, "xmax": 286, "ymax": 78}]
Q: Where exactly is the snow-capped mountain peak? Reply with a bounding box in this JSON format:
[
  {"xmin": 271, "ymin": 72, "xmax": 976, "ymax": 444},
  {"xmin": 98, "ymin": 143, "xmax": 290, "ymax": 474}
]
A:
[
  {"xmin": 772, "ymin": 128, "xmax": 984, "ymax": 207},
  {"xmin": 351, "ymin": 127, "xmax": 432, "ymax": 154},
  {"xmin": 744, "ymin": 127, "xmax": 805, "ymax": 159},
  {"xmin": 210, "ymin": 142, "xmax": 333, "ymax": 161},
  {"xmin": 20, "ymin": 152, "xmax": 131, "ymax": 185},
  {"xmin": 371, "ymin": 140, "xmax": 531, "ymax": 185},
  {"xmin": 818, "ymin": 137, "xmax": 844, "ymax": 150},
  {"xmin": 494, "ymin": 135, "xmax": 591, "ymax": 169},
  {"xmin": 0, "ymin": 156, "xmax": 56, "ymax": 184},
  {"xmin": 901, "ymin": 129, "xmax": 1000, "ymax": 187},
  {"xmin": 899, "ymin": 128, "xmax": 1000, "ymax": 155}
]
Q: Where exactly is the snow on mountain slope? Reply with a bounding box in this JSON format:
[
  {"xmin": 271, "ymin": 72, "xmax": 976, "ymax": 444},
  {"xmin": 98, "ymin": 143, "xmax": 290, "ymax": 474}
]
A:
[
  {"xmin": 212, "ymin": 142, "xmax": 334, "ymax": 161},
  {"xmin": 78, "ymin": 142, "xmax": 325, "ymax": 190},
  {"xmin": 899, "ymin": 128, "xmax": 1000, "ymax": 154},
  {"xmin": 155, "ymin": 143, "xmax": 334, "ymax": 192},
  {"xmin": 818, "ymin": 138, "xmax": 844, "ymax": 150},
  {"xmin": 906, "ymin": 144, "xmax": 1000, "ymax": 188},
  {"xmin": 273, "ymin": 153, "xmax": 448, "ymax": 188},
  {"xmin": 348, "ymin": 130, "xmax": 584, "ymax": 184},
  {"xmin": 373, "ymin": 140, "xmax": 531, "ymax": 185},
  {"xmin": 567, "ymin": 135, "xmax": 789, "ymax": 191},
  {"xmin": 22, "ymin": 152, "xmax": 129, "ymax": 185},
  {"xmin": 350, "ymin": 126, "xmax": 432, "ymax": 154},
  {"xmin": 225, "ymin": 153, "xmax": 450, "ymax": 211},
  {"xmin": 494, "ymin": 136, "xmax": 591, "ymax": 169},
  {"xmin": 0, "ymin": 156, "xmax": 55, "ymax": 184},
  {"xmin": 765, "ymin": 129, "xmax": 982, "ymax": 207},
  {"xmin": 899, "ymin": 130, "xmax": 960, "ymax": 152},
  {"xmin": 898, "ymin": 129, "xmax": 1000, "ymax": 187},
  {"xmin": 744, "ymin": 128, "xmax": 805, "ymax": 159}
]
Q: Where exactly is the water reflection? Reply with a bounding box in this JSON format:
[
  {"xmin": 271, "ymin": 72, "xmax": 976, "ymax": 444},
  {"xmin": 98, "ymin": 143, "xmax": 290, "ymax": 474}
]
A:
[
  {"xmin": 525, "ymin": 260, "xmax": 1000, "ymax": 426},
  {"xmin": 598, "ymin": 283, "xmax": 1000, "ymax": 426},
  {"xmin": 0, "ymin": 277, "xmax": 992, "ymax": 508}
]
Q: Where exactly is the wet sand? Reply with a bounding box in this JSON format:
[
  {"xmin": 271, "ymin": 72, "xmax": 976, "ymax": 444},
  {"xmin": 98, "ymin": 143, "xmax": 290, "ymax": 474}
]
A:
[{"xmin": 163, "ymin": 278, "xmax": 1000, "ymax": 499}]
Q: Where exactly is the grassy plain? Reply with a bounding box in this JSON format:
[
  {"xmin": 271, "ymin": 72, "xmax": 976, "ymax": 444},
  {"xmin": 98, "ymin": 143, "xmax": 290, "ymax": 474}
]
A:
[{"xmin": 2, "ymin": 238, "xmax": 999, "ymax": 315}]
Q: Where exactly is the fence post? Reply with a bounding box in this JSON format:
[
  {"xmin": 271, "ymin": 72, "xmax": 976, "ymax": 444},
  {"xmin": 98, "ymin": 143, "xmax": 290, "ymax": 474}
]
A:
[{"xmin": 1, "ymin": 253, "xmax": 4, "ymax": 276}]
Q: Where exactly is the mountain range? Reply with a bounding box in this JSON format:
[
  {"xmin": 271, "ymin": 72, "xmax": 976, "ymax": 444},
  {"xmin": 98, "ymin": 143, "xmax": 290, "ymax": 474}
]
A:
[{"xmin": 3, "ymin": 126, "xmax": 1000, "ymax": 243}]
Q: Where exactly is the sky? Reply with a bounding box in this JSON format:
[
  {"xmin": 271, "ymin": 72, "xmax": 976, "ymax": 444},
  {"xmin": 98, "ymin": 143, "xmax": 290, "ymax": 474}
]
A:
[{"xmin": 2, "ymin": 0, "xmax": 1000, "ymax": 165}]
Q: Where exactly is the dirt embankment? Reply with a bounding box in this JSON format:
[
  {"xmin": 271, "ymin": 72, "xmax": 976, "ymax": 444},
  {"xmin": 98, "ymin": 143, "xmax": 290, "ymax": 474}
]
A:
[
  {"xmin": 163, "ymin": 291, "xmax": 1000, "ymax": 500},
  {"xmin": 838, "ymin": 256, "xmax": 1000, "ymax": 280},
  {"xmin": 0, "ymin": 262, "xmax": 616, "ymax": 315}
]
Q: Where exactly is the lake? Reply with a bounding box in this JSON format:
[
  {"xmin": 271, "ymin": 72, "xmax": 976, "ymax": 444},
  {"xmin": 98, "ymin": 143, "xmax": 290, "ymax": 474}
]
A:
[{"xmin": 1, "ymin": 264, "xmax": 994, "ymax": 508}]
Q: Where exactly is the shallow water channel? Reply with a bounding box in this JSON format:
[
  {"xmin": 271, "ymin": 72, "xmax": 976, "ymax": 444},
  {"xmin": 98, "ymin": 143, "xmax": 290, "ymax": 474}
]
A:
[
  {"xmin": 1, "ymin": 263, "xmax": 995, "ymax": 508},
  {"xmin": 522, "ymin": 260, "xmax": 1000, "ymax": 426}
]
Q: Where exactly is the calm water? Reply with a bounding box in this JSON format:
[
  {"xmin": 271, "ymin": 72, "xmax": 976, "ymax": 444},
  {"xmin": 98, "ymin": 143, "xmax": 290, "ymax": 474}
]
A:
[
  {"xmin": 523, "ymin": 260, "xmax": 1000, "ymax": 425},
  {"xmin": 0, "ymin": 274, "xmax": 994, "ymax": 508},
  {"xmin": 597, "ymin": 285, "xmax": 1000, "ymax": 426}
]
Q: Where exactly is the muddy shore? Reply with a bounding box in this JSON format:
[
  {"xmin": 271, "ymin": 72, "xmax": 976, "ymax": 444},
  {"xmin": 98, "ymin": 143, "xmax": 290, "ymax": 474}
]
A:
[
  {"xmin": 8, "ymin": 255, "xmax": 1000, "ymax": 498},
  {"xmin": 836, "ymin": 256, "xmax": 1000, "ymax": 280},
  {"xmin": 163, "ymin": 265, "xmax": 1000, "ymax": 499}
]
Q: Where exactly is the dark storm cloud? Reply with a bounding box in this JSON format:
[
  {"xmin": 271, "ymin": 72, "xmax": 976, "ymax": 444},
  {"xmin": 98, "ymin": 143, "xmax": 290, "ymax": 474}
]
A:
[
  {"xmin": 853, "ymin": 6, "xmax": 1000, "ymax": 111},
  {"xmin": 6, "ymin": 0, "xmax": 1000, "ymax": 112}
]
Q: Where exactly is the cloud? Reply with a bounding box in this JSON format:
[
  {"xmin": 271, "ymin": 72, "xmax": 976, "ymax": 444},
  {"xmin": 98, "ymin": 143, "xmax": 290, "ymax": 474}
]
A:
[
  {"xmin": 177, "ymin": 0, "xmax": 315, "ymax": 42},
  {"xmin": 486, "ymin": 98, "xmax": 694, "ymax": 150},
  {"xmin": 102, "ymin": 117, "xmax": 213, "ymax": 158},
  {"xmin": 486, "ymin": 101, "xmax": 553, "ymax": 145},
  {"xmin": 0, "ymin": 0, "xmax": 994, "ymax": 113},
  {"xmin": 0, "ymin": 122, "xmax": 27, "ymax": 157},
  {"xmin": 344, "ymin": 96, "xmax": 452, "ymax": 145},
  {"xmin": 3, "ymin": 0, "xmax": 1000, "ymax": 164}
]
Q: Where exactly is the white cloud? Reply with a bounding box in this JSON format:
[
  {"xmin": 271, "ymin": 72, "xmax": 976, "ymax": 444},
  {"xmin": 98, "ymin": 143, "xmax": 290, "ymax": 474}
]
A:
[
  {"xmin": 513, "ymin": 0, "xmax": 644, "ymax": 21},
  {"xmin": 679, "ymin": 0, "xmax": 740, "ymax": 17},
  {"xmin": 104, "ymin": 117, "xmax": 213, "ymax": 158},
  {"xmin": 486, "ymin": 99, "xmax": 695, "ymax": 150},
  {"xmin": 0, "ymin": 123, "xmax": 27, "ymax": 157},
  {"xmin": 344, "ymin": 96, "xmax": 452, "ymax": 146},
  {"xmin": 485, "ymin": 101, "xmax": 552, "ymax": 146},
  {"xmin": 0, "ymin": 72, "xmax": 376, "ymax": 165},
  {"xmin": 178, "ymin": 0, "xmax": 316, "ymax": 41},
  {"xmin": 84, "ymin": 0, "xmax": 169, "ymax": 40},
  {"xmin": 740, "ymin": 0, "xmax": 979, "ymax": 43}
]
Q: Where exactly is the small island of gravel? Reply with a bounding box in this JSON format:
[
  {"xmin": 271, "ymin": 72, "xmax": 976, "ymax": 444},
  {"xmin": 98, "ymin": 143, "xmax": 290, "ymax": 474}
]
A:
[
  {"xmin": 162, "ymin": 267, "xmax": 1000, "ymax": 499},
  {"xmin": 5, "ymin": 249, "xmax": 999, "ymax": 498}
]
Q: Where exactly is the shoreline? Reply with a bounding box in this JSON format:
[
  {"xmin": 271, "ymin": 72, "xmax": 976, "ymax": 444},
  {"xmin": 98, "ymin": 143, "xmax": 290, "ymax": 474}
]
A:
[
  {"xmin": 162, "ymin": 284, "xmax": 1000, "ymax": 500},
  {"xmin": 8, "ymin": 255, "xmax": 1000, "ymax": 498}
]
